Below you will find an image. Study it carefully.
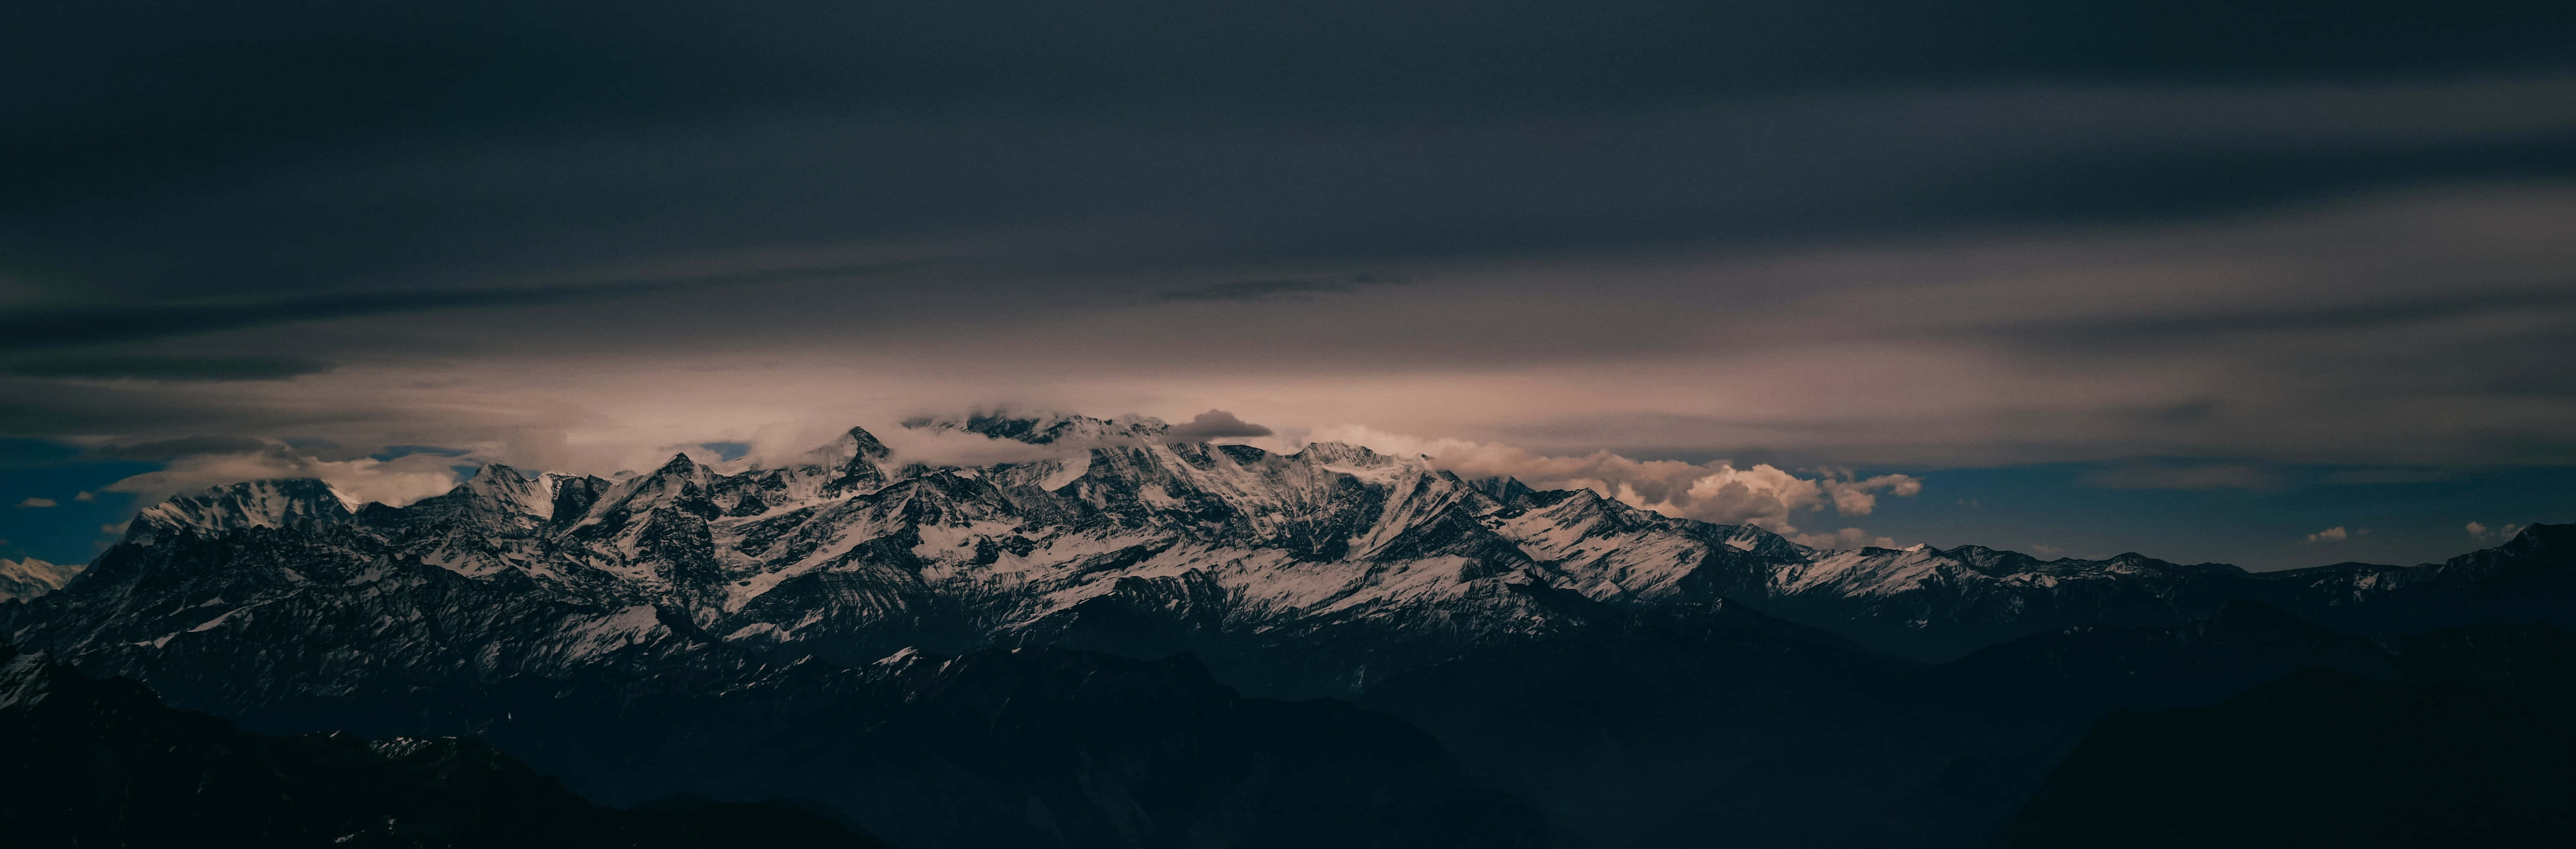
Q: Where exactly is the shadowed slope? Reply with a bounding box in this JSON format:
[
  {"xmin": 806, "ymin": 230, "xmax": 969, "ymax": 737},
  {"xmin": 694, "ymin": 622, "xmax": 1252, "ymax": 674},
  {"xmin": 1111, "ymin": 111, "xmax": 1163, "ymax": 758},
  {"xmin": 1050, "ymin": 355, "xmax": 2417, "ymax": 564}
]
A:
[{"xmin": 0, "ymin": 642, "xmax": 880, "ymax": 848}]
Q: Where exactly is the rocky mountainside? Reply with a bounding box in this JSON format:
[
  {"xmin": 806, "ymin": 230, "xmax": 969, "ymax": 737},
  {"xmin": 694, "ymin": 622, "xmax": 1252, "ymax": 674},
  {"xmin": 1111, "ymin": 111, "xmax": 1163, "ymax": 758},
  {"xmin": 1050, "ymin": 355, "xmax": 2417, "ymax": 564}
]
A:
[
  {"xmin": 1358, "ymin": 599, "xmax": 2418, "ymax": 849},
  {"xmin": 480, "ymin": 644, "xmax": 1553, "ymax": 849},
  {"xmin": 0, "ymin": 641, "xmax": 880, "ymax": 848},
  {"xmin": 1997, "ymin": 624, "xmax": 2576, "ymax": 848}
]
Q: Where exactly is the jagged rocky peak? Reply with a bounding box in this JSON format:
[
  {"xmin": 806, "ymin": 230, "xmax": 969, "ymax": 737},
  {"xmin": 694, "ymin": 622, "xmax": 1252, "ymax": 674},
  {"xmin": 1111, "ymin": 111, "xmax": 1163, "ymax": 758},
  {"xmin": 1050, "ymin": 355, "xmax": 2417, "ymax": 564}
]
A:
[
  {"xmin": 1279, "ymin": 441, "xmax": 1443, "ymax": 488},
  {"xmin": 783, "ymin": 425, "xmax": 897, "ymax": 496},
  {"xmin": 1506, "ymin": 485, "xmax": 1630, "ymax": 515},
  {"xmin": 807, "ymin": 425, "xmax": 894, "ymax": 467},
  {"xmin": 1489, "ymin": 485, "xmax": 1717, "ymax": 546},
  {"xmin": 463, "ymin": 462, "xmax": 539, "ymax": 495},
  {"xmin": 450, "ymin": 463, "xmax": 561, "ymax": 517},
  {"xmin": 1292, "ymin": 439, "xmax": 1385, "ymax": 463},
  {"xmin": 2500, "ymin": 521, "xmax": 2572, "ymax": 556},
  {"xmin": 905, "ymin": 411, "xmax": 1172, "ymax": 445},
  {"xmin": 658, "ymin": 451, "xmax": 714, "ymax": 484},
  {"xmin": 1465, "ymin": 476, "xmax": 1537, "ymax": 502},
  {"xmin": 566, "ymin": 452, "xmax": 732, "ymax": 527},
  {"xmin": 613, "ymin": 453, "xmax": 715, "ymax": 501},
  {"xmin": 547, "ymin": 472, "xmax": 616, "ymax": 520}
]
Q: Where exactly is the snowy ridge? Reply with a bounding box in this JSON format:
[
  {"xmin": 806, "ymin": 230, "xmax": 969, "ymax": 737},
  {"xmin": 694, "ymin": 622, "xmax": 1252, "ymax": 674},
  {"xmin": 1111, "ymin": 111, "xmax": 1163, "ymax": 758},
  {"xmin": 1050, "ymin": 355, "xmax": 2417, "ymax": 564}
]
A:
[
  {"xmin": 0, "ymin": 557, "xmax": 82, "ymax": 603},
  {"xmin": 128, "ymin": 478, "xmax": 357, "ymax": 541},
  {"xmin": 12, "ymin": 413, "xmax": 2572, "ymax": 712},
  {"xmin": 906, "ymin": 411, "xmax": 1171, "ymax": 445}
]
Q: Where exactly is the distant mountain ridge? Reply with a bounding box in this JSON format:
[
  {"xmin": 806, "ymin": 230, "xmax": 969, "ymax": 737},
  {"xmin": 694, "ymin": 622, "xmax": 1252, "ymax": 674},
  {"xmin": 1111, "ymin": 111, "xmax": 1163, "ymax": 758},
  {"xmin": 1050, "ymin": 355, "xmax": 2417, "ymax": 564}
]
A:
[{"xmin": 0, "ymin": 556, "xmax": 79, "ymax": 602}]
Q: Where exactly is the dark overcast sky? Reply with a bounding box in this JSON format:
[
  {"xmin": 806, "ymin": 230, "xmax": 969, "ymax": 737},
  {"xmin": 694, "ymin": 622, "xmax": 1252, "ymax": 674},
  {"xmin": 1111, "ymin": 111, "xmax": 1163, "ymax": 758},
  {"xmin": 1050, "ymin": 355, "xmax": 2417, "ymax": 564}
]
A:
[{"xmin": 4, "ymin": 0, "xmax": 2574, "ymax": 569}]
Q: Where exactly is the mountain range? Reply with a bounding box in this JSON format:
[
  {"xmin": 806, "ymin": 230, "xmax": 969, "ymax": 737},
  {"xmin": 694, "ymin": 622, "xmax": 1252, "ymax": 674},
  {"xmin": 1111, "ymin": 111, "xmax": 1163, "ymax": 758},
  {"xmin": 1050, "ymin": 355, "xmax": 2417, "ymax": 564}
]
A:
[{"xmin": 5, "ymin": 412, "xmax": 2570, "ymax": 847}]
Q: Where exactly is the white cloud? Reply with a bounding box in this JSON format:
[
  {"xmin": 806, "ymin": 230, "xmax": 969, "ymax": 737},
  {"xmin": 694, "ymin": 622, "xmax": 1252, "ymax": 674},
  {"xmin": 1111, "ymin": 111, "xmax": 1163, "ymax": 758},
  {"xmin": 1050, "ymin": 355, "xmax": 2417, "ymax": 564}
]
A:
[
  {"xmin": 73, "ymin": 491, "xmax": 95, "ymax": 502},
  {"xmin": 1825, "ymin": 473, "xmax": 1923, "ymax": 515},
  {"xmin": 1304, "ymin": 423, "xmax": 1921, "ymax": 538},
  {"xmin": 2304, "ymin": 526, "xmax": 2350, "ymax": 544},
  {"xmin": 2468, "ymin": 520, "xmax": 2527, "ymax": 542},
  {"xmin": 867, "ymin": 422, "xmax": 1085, "ymax": 469},
  {"xmin": 103, "ymin": 445, "xmax": 469, "ymax": 510},
  {"xmin": 14, "ymin": 497, "xmax": 58, "ymax": 508}
]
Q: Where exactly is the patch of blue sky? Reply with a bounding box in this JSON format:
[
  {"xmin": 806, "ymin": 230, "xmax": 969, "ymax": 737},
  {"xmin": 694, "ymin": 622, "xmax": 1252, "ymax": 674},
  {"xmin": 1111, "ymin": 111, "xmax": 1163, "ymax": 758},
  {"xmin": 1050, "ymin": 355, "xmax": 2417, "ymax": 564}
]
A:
[
  {"xmin": 0, "ymin": 438, "xmax": 158, "ymax": 566},
  {"xmin": 1860, "ymin": 462, "xmax": 2576, "ymax": 572}
]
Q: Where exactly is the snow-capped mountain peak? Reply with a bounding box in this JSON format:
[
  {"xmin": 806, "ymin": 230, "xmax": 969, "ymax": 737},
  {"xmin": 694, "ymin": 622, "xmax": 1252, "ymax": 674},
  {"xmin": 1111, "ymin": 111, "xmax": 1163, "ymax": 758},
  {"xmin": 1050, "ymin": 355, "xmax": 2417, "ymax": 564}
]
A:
[
  {"xmin": 0, "ymin": 557, "xmax": 82, "ymax": 603},
  {"xmin": 127, "ymin": 478, "xmax": 357, "ymax": 542},
  {"xmin": 905, "ymin": 411, "xmax": 1171, "ymax": 446}
]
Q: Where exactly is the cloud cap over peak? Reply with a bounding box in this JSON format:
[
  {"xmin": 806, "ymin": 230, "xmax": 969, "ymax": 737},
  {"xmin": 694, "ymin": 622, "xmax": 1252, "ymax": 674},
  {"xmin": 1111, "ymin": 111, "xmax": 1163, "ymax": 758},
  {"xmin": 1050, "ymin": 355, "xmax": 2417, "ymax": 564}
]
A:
[{"xmin": 1165, "ymin": 410, "xmax": 1273, "ymax": 441}]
